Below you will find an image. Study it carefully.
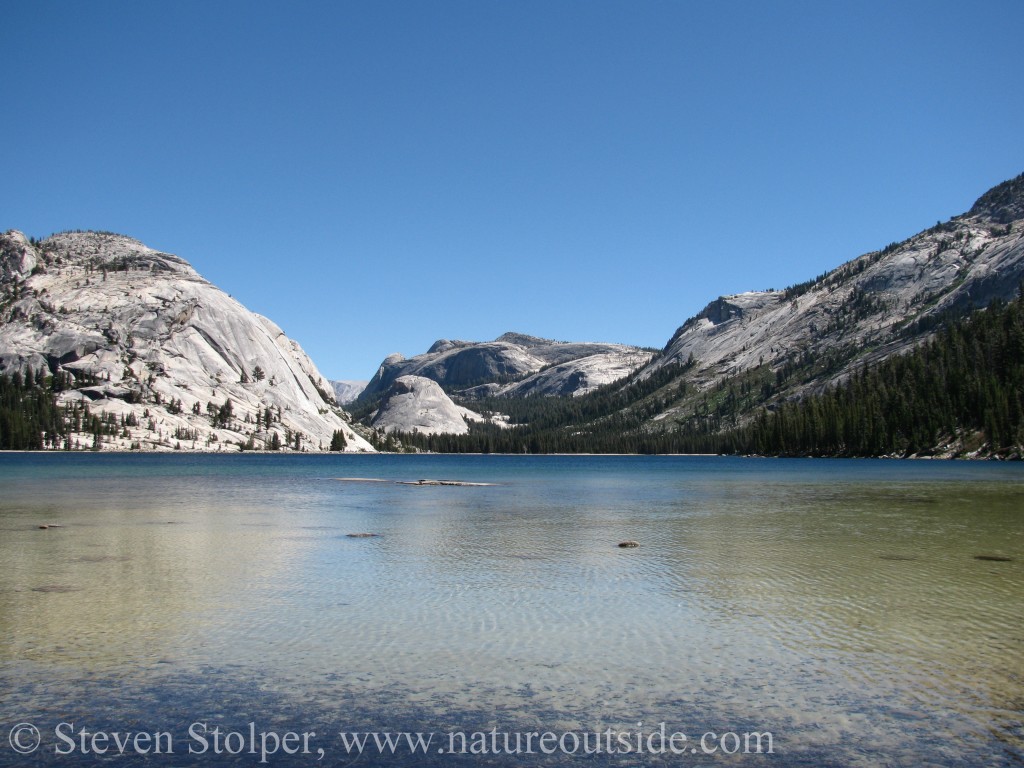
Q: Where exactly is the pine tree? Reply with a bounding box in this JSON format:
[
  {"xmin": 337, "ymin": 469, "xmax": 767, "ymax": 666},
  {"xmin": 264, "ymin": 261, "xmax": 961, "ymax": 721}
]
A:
[{"xmin": 329, "ymin": 430, "xmax": 347, "ymax": 451}]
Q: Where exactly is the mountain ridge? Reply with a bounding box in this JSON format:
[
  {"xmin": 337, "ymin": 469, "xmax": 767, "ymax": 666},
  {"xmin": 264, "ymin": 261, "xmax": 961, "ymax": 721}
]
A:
[
  {"xmin": 392, "ymin": 171, "xmax": 1024, "ymax": 455},
  {"xmin": 641, "ymin": 172, "xmax": 1024, "ymax": 407},
  {"xmin": 358, "ymin": 332, "xmax": 654, "ymax": 407},
  {"xmin": 3, "ymin": 171, "xmax": 1022, "ymax": 453}
]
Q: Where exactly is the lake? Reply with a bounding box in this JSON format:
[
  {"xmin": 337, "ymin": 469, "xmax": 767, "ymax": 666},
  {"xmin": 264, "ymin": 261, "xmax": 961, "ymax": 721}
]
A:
[{"xmin": 0, "ymin": 454, "xmax": 1021, "ymax": 766}]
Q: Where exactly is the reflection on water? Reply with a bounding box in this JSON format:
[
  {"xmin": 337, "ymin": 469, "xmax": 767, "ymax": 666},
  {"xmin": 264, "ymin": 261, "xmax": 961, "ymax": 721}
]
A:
[{"xmin": 0, "ymin": 454, "xmax": 1022, "ymax": 766}]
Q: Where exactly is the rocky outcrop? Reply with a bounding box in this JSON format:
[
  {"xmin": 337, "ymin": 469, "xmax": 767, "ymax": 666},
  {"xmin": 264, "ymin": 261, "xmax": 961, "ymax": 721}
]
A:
[
  {"xmin": 968, "ymin": 171, "xmax": 1024, "ymax": 225},
  {"xmin": 360, "ymin": 333, "xmax": 653, "ymax": 402},
  {"xmin": 0, "ymin": 230, "xmax": 372, "ymax": 452},
  {"xmin": 492, "ymin": 350, "xmax": 655, "ymax": 398},
  {"xmin": 0, "ymin": 231, "xmax": 38, "ymax": 283},
  {"xmin": 370, "ymin": 375, "xmax": 492, "ymax": 435}
]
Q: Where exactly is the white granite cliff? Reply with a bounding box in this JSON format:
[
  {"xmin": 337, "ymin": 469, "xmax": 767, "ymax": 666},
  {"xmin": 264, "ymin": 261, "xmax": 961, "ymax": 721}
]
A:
[{"xmin": 0, "ymin": 230, "xmax": 373, "ymax": 451}]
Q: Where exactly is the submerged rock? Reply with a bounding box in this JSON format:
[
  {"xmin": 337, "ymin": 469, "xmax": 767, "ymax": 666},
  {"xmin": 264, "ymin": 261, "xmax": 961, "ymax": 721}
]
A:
[
  {"xmin": 398, "ymin": 478, "xmax": 495, "ymax": 486},
  {"xmin": 335, "ymin": 477, "xmax": 496, "ymax": 487}
]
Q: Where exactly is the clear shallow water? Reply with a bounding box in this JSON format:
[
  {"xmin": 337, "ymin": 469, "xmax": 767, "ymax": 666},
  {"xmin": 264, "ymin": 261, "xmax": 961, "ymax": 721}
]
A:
[{"xmin": 0, "ymin": 454, "xmax": 1022, "ymax": 766}]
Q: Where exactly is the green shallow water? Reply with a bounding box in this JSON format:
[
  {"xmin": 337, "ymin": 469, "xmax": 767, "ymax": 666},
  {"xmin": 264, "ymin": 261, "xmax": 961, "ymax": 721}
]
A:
[{"xmin": 0, "ymin": 454, "xmax": 1022, "ymax": 766}]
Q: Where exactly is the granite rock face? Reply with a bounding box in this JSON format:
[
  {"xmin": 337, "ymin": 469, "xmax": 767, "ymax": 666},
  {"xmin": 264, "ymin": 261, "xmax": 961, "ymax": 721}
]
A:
[
  {"xmin": 361, "ymin": 332, "xmax": 653, "ymax": 403},
  {"xmin": 640, "ymin": 172, "xmax": 1024, "ymax": 411},
  {"xmin": 330, "ymin": 380, "xmax": 368, "ymax": 405},
  {"xmin": 370, "ymin": 375, "xmax": 491, "ymax": 435},
  {"xmin": 0, "ymin": 230, "xmax": 372, "ymax": 451}
]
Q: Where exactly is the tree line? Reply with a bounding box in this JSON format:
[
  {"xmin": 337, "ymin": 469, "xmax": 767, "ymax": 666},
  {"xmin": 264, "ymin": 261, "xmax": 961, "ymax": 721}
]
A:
[
  {"xmin": 397, "ymin": 292, "xmax": 1024, "ymax": 458},
  {"xmin": 3, "ymin": 292, "xmax": 1021, "ymax": 456},
  {"xmin": 0, "ymin": 367, "xmax": 122, "ymax": 450}
]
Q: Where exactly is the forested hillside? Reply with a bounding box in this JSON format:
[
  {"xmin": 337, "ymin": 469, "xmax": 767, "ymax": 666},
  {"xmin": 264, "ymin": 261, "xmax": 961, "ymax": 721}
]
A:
[
  {"xmin": 0, "ymin": 367, "xmax": 106, "ymax": 450},
  {"xmin": 718, "ymin": 292, "xmax": 1024, "ymax": 457},
  {"xmin": 396, "ymin": 291, "xmax": 1024, "ymax": 458},
  {"xmin": 7, "ymin": 291, "xmax": 1021, "ymax": 457}
]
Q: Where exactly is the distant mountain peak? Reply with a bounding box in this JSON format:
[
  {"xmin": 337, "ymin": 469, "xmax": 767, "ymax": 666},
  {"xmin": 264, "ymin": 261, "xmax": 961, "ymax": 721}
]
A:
[
  {"xmin": 330, "ymin": 379, "xmax": 368, "ymax": 406},
  {"xmin": 358, "ymin": 331, "xmax": 653, "ymax": 407},
  {"xmin": 494, "ymin": 331, "xmax": 550, "ymax": 346},
  {"xmin": 427, "ymin": 338, "xmax": 473, "ymax": 354}
]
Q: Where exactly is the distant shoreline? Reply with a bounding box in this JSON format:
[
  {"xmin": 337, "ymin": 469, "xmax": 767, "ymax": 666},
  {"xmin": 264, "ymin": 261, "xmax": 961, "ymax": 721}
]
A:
[{"xmin": 0, "ymin": 449, "xmax": 1016, "ymax": 460}]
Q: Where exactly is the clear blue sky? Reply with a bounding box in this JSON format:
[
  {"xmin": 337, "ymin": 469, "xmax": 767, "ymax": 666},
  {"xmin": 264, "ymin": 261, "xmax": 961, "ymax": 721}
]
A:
[{"xmin": 4, "ymin": 1, "xmax": 1023, "ymax": 380}]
